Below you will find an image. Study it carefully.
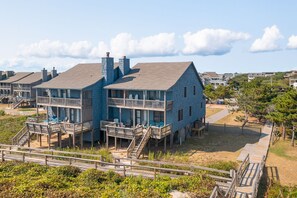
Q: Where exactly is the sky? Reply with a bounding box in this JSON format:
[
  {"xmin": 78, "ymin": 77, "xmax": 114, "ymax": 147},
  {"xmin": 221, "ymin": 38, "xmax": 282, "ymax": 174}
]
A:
[{"xmin": 0, "ymin": 0, "xmax": 297, "ymax": 73}]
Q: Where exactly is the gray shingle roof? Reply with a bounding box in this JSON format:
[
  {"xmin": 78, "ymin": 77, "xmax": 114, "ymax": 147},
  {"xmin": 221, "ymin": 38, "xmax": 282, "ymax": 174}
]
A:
[
  {"xmin": 35, "ymin": 63, "xmax": 119, "ymax": 90},
  {"xmin": 12, "ymin": 72, "xmax": 47, "ymax": 84},
  {"xmin": 0, "ymin": 72, "xmax": 33, "ymax": 83},
  {"xmin": 105, "ymin": 62, "xmax": 196, "ymax": 91}
]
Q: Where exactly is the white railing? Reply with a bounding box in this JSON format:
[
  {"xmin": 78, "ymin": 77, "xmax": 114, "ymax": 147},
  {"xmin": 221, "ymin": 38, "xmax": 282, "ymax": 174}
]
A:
[
  {"xmin": 37, "ymin": 96, "xmax": 90, "ymax": 108},
  {"xmin": 108, "ymin": 98, "xmax": 173, "ymax": 110}
]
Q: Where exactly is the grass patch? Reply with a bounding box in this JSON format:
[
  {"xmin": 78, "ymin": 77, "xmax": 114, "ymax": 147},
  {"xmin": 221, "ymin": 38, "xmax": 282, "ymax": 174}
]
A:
[
  {"xmin": 18, "ymin": 108, "xmax": 35, "ymax": 112},
  {"xmin": 206, "ymin": 108, "xmax": 222, "ymax": 118},
  {"xmin": 0, "ymin": 161, "xmax": 215, "ymax": 198},
  {"xmin": 270, "ymin": 141, "xmax": 297, "ymax": 161},
  {"xmin": 56, "ymin": 147, "xmax": 113, "ymax": 163},
  {"xmin": 266, "ymin": 182, "xmax": 297, "ymax": 198},
  {"xmin": 0, "ymin": 115, "xmax": 28, "ymax": 144}
]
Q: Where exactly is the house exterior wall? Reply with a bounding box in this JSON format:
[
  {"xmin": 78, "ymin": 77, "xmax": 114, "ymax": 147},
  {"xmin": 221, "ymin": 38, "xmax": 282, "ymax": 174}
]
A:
[{"xmin": 166, "ymin": 63, "xmax": 205, "ymax": 134}]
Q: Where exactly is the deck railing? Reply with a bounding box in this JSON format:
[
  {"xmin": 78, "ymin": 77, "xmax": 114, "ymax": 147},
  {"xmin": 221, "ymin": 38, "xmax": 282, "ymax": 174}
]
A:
[
  {"xmin": 13, "ymin": 86, "xmax": 31, "ymax": 91},
  {"xmin": 151, "ymin": 124, "xmax": 172, "ymax": 139},
  {"xmin": 108, "ymin": 98, "xmax": 173, "ymax": 110},
  {"xmin": 61, "ymin": 121, "xmax": 93, "ymax": 134},
  {"xmin": 37, "ymin": 96, "xmax": 92, "ymax": 108},
  {"xmin": 0, "ymin": 85, "xmax": 10, "ymax": 89},
  {"xmin": 106, "ymin": 125, "xmax": 143, "ymax": 139}
]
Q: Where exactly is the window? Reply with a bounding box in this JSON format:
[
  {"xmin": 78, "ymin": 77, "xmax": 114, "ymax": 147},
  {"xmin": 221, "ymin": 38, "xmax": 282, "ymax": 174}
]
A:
[
  {"xmin": 193, "ymin": 86, "xmax": 196, "ymax": 95},
  {"xmin": 153, "ymin": 111, "xmax": 164, "ymax": 123},
  {"xmin": 189, "ymin": 106, "xmax": 192, "ymax": 116},
  {"xmin": 184, "ymin": 87, "xmax": 187, "ymax": 97},
  {"xmin": 178, "ymin": 109, "xmax": 183, "ymax": 121}
]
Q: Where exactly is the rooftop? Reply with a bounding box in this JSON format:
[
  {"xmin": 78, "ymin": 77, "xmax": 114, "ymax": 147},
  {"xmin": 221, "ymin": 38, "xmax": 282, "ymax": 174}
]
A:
[
  {"xmin": 0, "ymin": 72, "xmax": 33, "ymax": 83},
  {"xmin": 35, "ymin": 63, "xmax": 119, "ymax": 90},
  {"xmin": 105, "ymin": 62, "xmax": 198, "ymax": 91}
]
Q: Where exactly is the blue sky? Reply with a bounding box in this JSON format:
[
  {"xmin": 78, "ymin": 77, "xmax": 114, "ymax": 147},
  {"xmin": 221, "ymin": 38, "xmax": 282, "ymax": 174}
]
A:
[{"xmin": 0, "ymin": 0, "xmax": 297, "ymax": 73}]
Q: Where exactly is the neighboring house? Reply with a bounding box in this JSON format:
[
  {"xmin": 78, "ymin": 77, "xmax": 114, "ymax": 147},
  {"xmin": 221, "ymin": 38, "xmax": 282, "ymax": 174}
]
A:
[
  {"xmin": 248, "ymin": 72, "xmax": 275, "ymax": 82},
  {"xmin": 200, "ymin": 72, "xmax": 227, "ymax": 88},
  {"xmin": 22, "ymin": 53, "xmax": 121, "ymax": 148},
  {"xmin": 102, "ymin": 61, "xmax": 205, "ymax": 157},
  {"xmin": 0, "ymin": 72, "xmax": 33, "ymax": 103},
  {"xmin": 11, "ymin": 68, "xmax": 58, "ymax": 109},
  {"xmin": 288, "ymin": 74, "xmax": 297, "ymax": 88}
]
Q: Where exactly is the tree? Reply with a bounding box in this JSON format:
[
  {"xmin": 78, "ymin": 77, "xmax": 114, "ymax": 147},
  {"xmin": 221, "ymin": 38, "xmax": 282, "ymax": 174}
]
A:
[
  {"xmin": 204, "ymin": 84, "xmax": 216, "ymax": 100},
  {"xmin": 235, "ymin": 78, "xmax": 278, "ymax": 122},
  {"xmin": 266, "ymin": 90, "xmax": 297, "ymax": 141}
]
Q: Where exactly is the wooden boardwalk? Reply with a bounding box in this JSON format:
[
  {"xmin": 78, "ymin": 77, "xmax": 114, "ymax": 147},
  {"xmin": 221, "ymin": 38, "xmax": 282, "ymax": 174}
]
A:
[
  {"xmin": 234, "ymin": 122, "xmax": 272, "ymax": 197},
  {"xmin": 0, "ymin": 144, "xmax": 232, "ymax": 181}
]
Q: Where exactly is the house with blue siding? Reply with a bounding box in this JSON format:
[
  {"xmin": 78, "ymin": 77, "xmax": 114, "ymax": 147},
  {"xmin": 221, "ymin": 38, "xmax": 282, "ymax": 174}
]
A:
[
  {"xmin": 102, "ymin": 61, "xmax": 205, "ymax": 158},
  {"xmin": 25, "ymin": 53, "xmax": 121, "ymax": 147},
  {"xmin": 12, "ymin": 53, "xmax": 205, "ymax": 157}
]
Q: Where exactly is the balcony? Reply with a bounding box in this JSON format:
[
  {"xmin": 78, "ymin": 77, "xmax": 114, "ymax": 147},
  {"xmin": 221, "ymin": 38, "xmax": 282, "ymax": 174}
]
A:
[
  {"xmin": 108, "ymin": 98, "xmax": 173, "ymax": 110},
  {"xmin": 13, "ymin": 86, "xmax": 31, "ymax": 91},
  {"xmin": 36, "ymin": 96, "xmax": 92, "ymax": 108},
  {"xmin": 100, "ymin": 120, "xmax": 172, "ymax": 140},
  {"xmin": 0, "ymin": 85, "xmax": 11, "ymax": 89}
]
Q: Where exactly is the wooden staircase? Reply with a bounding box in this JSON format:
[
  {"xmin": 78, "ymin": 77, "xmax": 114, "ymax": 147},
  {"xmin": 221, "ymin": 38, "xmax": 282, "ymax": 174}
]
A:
[
  {"xmin": 12, "ymin": 126, "xmax": 29, "ymax": 146},
  {"xmin": 127, "ymin": 127, "xmax": 152, "ymax": 159},
  {"xmin": 12, "ymin": 98, "xmax": 25, "ymax": 109}
]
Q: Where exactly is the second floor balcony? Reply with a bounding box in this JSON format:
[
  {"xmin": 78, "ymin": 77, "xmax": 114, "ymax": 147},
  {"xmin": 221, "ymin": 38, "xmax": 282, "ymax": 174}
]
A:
[
  {"xmin": 36, "ymin": 96, "xmax": 92, "ymax": 109},
  {"xmin": 108, "ymin": 98, "xmax": 173, "ymax": 110}
]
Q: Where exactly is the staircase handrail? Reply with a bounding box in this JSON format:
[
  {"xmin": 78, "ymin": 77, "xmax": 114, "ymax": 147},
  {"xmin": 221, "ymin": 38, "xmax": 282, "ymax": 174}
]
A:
[
  {"xmin": 236, "ymin": 154, "xmax": 250, "ymax": 185},
  {"xmin": 251, "ymin": 155, "xmax": 266, "ymax": 198},
  {"xmin": 135, "ymin": 127, "xmax": 152, "ymax": 158},
  {"xmin": 12, "ymin": 126, "xmax": 28, "ymax": 145},
  {"xmin": 12, "ymin": 98, "xmax": 24, "ymax": 109},
  {"xmin": 127, "ymin": 137, "xmax": 136, "ymax": 158}
]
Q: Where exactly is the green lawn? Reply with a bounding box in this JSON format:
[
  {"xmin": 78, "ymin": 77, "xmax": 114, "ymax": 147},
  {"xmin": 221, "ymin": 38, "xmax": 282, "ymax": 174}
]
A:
[
  {"xmin": 0, "ymin": 115, "xmax": 29, "ymax": 144},
  {"xmin": 0, "ymin": 161, "xmax": 215, "ymax": 198}
]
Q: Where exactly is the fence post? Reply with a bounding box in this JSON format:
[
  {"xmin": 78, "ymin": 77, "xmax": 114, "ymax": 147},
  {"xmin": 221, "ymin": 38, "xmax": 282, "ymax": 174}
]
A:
[
  {"xmin": 123, "ymin": 166, "xmax": 126, "ymax": 177},
  {"xmin": 95, "ymin": 162, "xmax": 98, "ymax": 169},
  {"xmin": 69, "ymin": 158, "xmax": 72, "ymax": 165},
  {"xmin": 45, "ymin": 155, "xmax": 48, "ymax": 166},
  {"xmin": 22, "ymin": 153, "xmax": 25, "ymax": 162},
  {"xmin": 154, "ymin": 168, "xmax": 156, "ymax": 180},
  {"xmin": 1, "ymin": 150, "xmax": 4, "ymax": 162}
]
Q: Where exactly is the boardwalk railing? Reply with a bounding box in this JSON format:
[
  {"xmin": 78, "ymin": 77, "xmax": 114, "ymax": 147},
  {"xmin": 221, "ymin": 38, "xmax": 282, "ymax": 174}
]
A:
[
  {"xmin": 251, "ymin": 155, "xmax": 266, "ymax": 198},
  {"xmin": 236, "ymin": 154, "xmax": 250, "ymax": 185},
  {"xmin": 0, "ymin": 144, "xmax": 232, "ymax": 179}
]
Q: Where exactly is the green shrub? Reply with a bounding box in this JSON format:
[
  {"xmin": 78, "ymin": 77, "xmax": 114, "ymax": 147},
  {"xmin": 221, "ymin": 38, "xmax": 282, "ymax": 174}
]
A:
[
  {"xmin": 0, "ymin": 161, "xmax": 216, "ymax": 198},
  {"xmin": 0, "ymin": 110, "xmax": 5, "ymax": 116}
]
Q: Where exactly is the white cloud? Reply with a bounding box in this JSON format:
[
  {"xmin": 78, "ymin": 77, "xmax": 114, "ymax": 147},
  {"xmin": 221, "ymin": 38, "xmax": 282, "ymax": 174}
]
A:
[
  {"xmin": 250, "ymin": 25, "xmax": 283, "ymax": 52},
  {"xmin": 287, "ymin": 35, "xmax": 297, "ymax": 49},
  {"xmin": 19, "ymin": 40, "xmax": 93, "ymax": 58},
  {"xmin": 18, "ymin": 33, "xmax": 177, "ymax": 59},
  {"xmin": 182, "ymin": 29, "xmax": 250, "ymax": 56},
  {"xmin": 91, "ymin": 32, "xmax": 177, "ymax": 58}
]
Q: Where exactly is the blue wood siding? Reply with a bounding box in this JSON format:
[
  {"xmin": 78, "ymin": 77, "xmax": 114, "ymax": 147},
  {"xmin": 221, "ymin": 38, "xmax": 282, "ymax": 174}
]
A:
[{"xmin": 166, "ymin": 63, "xmax": 205, "ymax": 133}]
